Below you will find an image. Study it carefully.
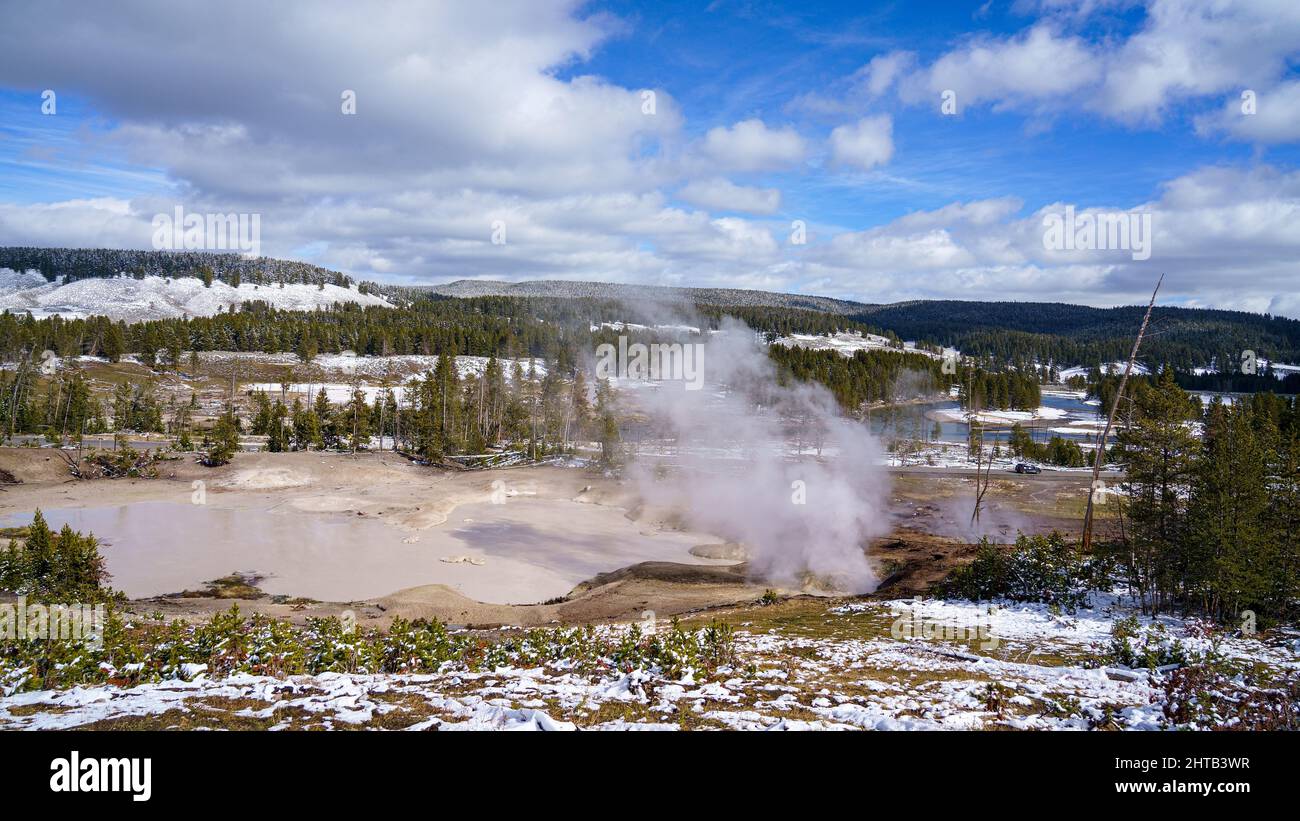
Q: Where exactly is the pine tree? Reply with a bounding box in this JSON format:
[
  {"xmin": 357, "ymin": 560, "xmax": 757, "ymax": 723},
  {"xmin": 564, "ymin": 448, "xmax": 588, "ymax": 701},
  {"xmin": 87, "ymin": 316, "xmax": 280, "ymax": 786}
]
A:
[
  {"xmin": 595, "ymin": 377, "xmax": 620, "ymax": 466},
  {"xmin": 431, "ymin": 354, "xmax": 461, "ymax": 454},
  {"xmin": 343, "ymin": 387, "xmax": 370, "ymax": 452},
  {"xmin": 204, "ymin": 412, "xmax": 240, "ymax": 466},
  {"xmin": 1265, "ymin": 400, "xmax": 1300, "ymax": 622},
  {"xmin": 1117, "ymin": 369, "xmax": 1198, "ymax": 613},
  {"xmin": 313, "ymin": 387, "xmax": 335, "ymax": 448},
  {"xmin": 1188, "ymin": 400, "xmax": 1272, "ymax": 622},
  {"xmin": 22, "ymin": 509, "xmax": 55, "ymax": 590},
  {"xmin": 293, "ymin": 398, "xmax": 324, "ymax": 450},
  {"xmin": 568, "ymin": 368, "xmax": 590, "ymax": 451},
  {"xmin": 102, "ymin": 322, "xmax": 125, "ymax": 363},
  {"xmin": 266, "ymin": 400, "xmax": 288, "ymax": 452}
]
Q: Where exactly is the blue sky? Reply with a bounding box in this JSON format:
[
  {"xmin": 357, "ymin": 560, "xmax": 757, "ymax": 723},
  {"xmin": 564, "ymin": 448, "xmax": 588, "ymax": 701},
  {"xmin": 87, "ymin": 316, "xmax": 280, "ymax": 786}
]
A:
[
  {"xmin": 578, "ymin": 0, "xmax": 1292, "ymax": 226},
  {"xmin": 0, "ymin": 0, "xmax": 1298, "ymax": 315}
]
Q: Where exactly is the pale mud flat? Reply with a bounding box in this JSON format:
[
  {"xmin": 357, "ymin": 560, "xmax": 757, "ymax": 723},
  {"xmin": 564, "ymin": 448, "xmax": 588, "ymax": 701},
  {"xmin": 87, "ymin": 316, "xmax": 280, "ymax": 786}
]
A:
[
  {"xmin": 0, "ymin": 449, "xmax": 762, "ymax": 625},
  {"xmin": 1, "ymin": 498, "xmax": 729, "ymax": 604}
]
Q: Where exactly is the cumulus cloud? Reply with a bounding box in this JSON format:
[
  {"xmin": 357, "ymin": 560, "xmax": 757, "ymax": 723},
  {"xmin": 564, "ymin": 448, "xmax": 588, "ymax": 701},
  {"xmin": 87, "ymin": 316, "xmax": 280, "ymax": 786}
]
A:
[
  {"xmin": 800, "ymin": 165, "xmax": 1300, "ymax": 316},
  {"xmin": 885, "ymin": 1, "xmax": 1300, "ymax": 131},
  {"xmin": 1196, "ymin": 80, "xmax": 1300, "ymax": 144},
  {"xmin": 0, "ymin": 198, "xmax": 147, "ymax": 249},
  {"xmin": 701, "ymin": 119, "xmax": 808, "ymax": 172},
  {"xmin": 677, "ymin": 178, "xmax": 782, "ymax": 215},
  {"xmin": 828, "ymin": 115, "xmax": 895, "ymax": 170},
  {"xmin": 860, "ymin": 52, "xmax": 916, "ymax": 98},
  {"xmin": 900, "ymin": 24, "xmax": 1100, "ymax": 111},
  {"xmin": 0, "ymin": 0, "xmax": 813, "ymax": 286}
]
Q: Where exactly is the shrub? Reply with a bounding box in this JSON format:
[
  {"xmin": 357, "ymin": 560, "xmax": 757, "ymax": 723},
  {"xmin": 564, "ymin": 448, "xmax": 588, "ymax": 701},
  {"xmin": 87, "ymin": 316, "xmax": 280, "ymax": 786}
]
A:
[
  {"xmin": 939, "ymin": 531, "xmax": 1098, "ymax": 609},
  {"xmin": 1161, "ymin": 664, "xmax": 1300, "ymax": 730},
  {"xmin": 1104, "ymin": 615, "xmax": 1211, "ymax": 670},
  {"xmin": 0, "ymin": 606, "xmax": 740, "ymax": 695}
]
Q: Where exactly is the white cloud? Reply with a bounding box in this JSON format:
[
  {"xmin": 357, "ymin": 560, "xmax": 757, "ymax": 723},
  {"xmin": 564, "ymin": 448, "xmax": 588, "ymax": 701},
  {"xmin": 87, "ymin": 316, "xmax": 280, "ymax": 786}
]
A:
[
  {"xmin": 887, "ymin": 1, "xmax": 1300, "ymax": 135},
  {"xmin": 677, "ymin": 178, "xmax": 781, "ymax": 215},
  {"xmin": 1196, "ymin": 80, "xmax": 1300, "ymax": 144},
  {"xmin": 1094, "ymin": 0, "xmax": 1300, "ymax": 122},
  {"xmin": 801, "ymin": 165, "xmax": 1300, "ymax": 316},
  {"xmin": 861, "ymin": 52, "xmax": 915, "ymax": 98},
  {"xmin": 3, "ymin": 163, "xmax": 1298, "ymax": 318},
  {"xmin": 900, "ymin": 24, "xmax": 1100, "ymax": 111},
  {"xmin": 0, "ymin": 198, "xmax": 147, "ymax": 249},
  {"xmin": 701, "ymin": 119, "xmax": 808, "ymax": 172},
  {"xmin": 828, "ymin": 115, "xmax": 894, "ymax": 170}
]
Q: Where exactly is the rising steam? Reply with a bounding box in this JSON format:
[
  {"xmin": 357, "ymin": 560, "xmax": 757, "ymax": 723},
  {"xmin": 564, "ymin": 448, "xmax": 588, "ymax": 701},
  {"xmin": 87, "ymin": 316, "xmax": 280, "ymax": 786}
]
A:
[{"xmin": 620, "ymin": 316, "xmax": 893, "ymax": 593}]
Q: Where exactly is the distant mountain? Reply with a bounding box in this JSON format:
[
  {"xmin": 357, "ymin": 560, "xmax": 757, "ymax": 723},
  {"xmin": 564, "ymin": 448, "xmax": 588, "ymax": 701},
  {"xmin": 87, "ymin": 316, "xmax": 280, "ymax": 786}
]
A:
[
  {"xmin": 410, "ymin": 281, "xmax": 1300, "ymax": 368},
  {"xmin": 417, "ymin": 279, "xmax": 871, "ymax": 314},
  {"xmin": 4, "ymin": 249, "xmax": 1297, "ymax": 371}
]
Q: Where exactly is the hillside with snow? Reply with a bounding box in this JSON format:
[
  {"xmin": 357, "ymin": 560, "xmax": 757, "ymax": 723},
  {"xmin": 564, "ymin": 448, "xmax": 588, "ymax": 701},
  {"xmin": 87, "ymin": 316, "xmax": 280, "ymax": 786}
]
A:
[
  {"xmin": 773, "ymin": 330, "xmax": 956, "ymax": 361},
  {"xmin": 0, "ymin": 268, "xmax": 392, "ymax": 322}
]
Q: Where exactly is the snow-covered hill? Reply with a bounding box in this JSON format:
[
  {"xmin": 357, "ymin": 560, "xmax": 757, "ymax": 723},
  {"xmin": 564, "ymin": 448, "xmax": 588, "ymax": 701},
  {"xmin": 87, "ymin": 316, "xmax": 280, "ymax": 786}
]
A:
[
  {"xmin": 773, "ymin": 330, "xmax": 956, "ymax": 361},
  {"xmin": 0, "ymin": 268, "xmax": 392, "ymax": 322},
  {"xmin": 1058, "ymin": 362, "xmax": 1153, "ymax": 381}
]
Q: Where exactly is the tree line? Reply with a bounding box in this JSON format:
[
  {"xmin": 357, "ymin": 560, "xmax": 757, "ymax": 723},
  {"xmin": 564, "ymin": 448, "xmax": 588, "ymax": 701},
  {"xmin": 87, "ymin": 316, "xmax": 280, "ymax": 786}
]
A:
[
  {"xmin": 1114, "ymin": 369, "xmax": 1300, "ymax": 625},
  {"xmin": 239, "ymin": 355, "xmax": 620, "ymax": 465},
  {"xmin": 853, "ymin": 301, "xmax": 1300, "ymax": 380},
  {"xmin": 0, "ymin": 247, "xmax": 356, "ymax": 288},
  {"xmin": 767, "ymin": 344, "xmax": 960, "ymax": 412}
]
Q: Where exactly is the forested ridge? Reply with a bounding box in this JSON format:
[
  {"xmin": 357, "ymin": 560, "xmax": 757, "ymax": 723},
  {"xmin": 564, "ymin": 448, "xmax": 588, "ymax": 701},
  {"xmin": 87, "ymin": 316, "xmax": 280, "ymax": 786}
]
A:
[
  {"xmin": 0, "ymin": 294, "xmax": 901, "ymax": 370},
  {"xmin": 0, "ymin": 247, "xmax": 361, "ymax": 289},
  {"xmin": 852, "ymin": 300, "xmax": 1300, "ymax": 372},
  {"xmin": 5, "ymin": 248, "xmax": 1299, "ymax": 378}
]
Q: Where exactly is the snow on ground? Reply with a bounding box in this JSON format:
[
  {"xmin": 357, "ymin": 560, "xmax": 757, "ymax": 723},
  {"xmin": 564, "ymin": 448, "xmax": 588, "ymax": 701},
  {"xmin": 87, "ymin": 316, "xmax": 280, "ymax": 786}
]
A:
[
  {"xmin": 1194, "ymin": 392, "xmax": 1240, "ymax": 406},
  {"xmin": 883, "ymin": 442, "xmax": 1108, "ymax": 471},
  {"xmin": 0, "ymin": 269, "xmax": 391, "ymax": 322},
  {"xmin": 591, "ymin": 321, "xmax": 701, "ymax": 335},
  {"xmin": 773, "ymin": 331, "xmax": 955, "ymax": 361},
  {"xmin": 2, "ymin": 595, "xmax": 1293, "ymax": 731},
  {"xmin": 1048, "ymin": 424, "xmax": 1106, "ymax": 436},
  {"xmin": 1264, "ymin": 359, "xmax": 1300, "ymax": 379},
  {"xmin": 1040, "ymin": 388, "xmax": 1086, "ymax": 400},
  {"xmin": 930, "ymin": 406, "xmax": 1070, "ymax": 425},
  {"xmin": 1058, "ymin": 362, "xmax": 1152, "ymax": 381},
  {"xmin": 0, "ymin": 267, "xmax": 48, "ymax": 292},
  {"xmin": 246, "ymin": 357, "xmax": 547, "ymax": 403},
  {"xmin": 1191, "ymin": 359, "xmax": 1299, "ymax": 380}
]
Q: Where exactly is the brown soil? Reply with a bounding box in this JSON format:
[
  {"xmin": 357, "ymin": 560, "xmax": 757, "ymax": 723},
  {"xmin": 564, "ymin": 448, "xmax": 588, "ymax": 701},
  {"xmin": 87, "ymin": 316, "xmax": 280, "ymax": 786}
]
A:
[{"xmin": 867, "ymin": 528, "xmax": 980, "ymax": 597}]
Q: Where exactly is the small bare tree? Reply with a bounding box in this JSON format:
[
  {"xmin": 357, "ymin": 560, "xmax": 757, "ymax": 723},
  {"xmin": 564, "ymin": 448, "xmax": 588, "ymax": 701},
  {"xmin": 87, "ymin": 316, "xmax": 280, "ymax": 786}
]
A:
[
  {"xmin": 970, "ymin": 422, "xmax": 994, "ymax": 527},
  {"xmin": 1081, "ymin": 274, "xmax": 1162, "ymax": 552}
]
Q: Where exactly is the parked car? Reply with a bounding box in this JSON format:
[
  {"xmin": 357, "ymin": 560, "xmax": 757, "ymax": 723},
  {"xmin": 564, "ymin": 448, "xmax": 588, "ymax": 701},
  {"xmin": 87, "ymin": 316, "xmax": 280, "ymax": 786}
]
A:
[{"xmin": 1014, "ymin": 463, "xmax": 1042, "ymax": 474}]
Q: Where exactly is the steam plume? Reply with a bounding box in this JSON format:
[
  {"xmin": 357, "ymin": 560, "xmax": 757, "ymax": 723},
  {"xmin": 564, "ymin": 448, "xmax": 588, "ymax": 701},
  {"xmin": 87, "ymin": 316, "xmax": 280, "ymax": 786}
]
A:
[{"xmin": 622, "ymin": 316, "xmax": 892, "ymax": 593}]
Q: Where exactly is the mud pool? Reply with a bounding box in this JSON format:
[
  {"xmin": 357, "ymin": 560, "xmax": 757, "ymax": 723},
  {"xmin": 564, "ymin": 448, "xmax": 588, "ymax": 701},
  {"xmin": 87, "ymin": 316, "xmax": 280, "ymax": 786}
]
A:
[{"xmin": 2, "ymin": 499, "xmax": 728, "ymax": 604}]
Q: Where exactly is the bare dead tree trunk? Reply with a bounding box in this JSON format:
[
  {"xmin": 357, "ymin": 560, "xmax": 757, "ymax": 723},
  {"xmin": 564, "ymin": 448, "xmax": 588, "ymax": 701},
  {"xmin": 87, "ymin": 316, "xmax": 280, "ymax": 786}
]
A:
[
  {"xmin": 1082, "ymin": 274, "xmax": 1163, "ymax": 552},
  {"xmin": 971, "ymin": 425, "xmax": 993, "ymax": 527}
]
